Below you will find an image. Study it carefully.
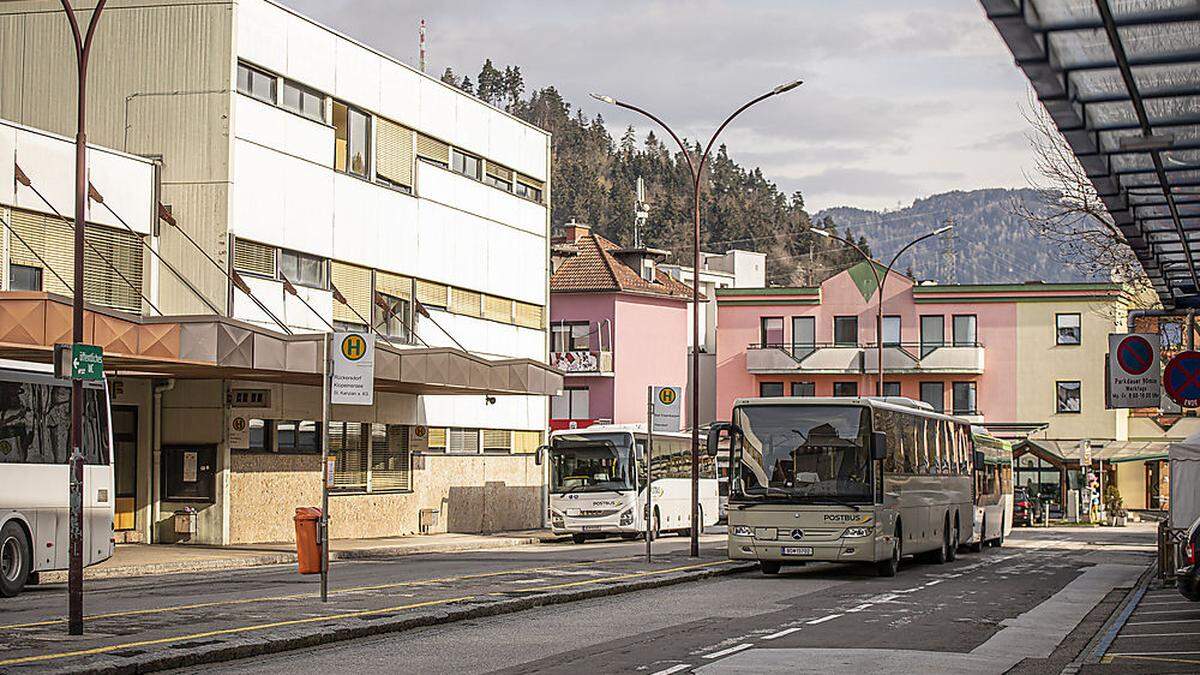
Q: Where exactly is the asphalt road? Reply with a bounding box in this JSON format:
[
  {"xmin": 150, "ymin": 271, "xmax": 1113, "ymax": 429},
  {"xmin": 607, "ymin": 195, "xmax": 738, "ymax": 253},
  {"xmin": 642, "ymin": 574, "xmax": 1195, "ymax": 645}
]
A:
[{"xmin": 195, "ymin": 524, "xmax": 1156, "ymax": 675}]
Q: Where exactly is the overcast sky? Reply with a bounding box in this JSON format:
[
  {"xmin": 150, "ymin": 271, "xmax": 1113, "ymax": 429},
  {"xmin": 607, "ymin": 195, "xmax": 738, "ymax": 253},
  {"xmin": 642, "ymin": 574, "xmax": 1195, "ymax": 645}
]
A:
[{"xmin": 282, "ymin": 0, "xmax": 1036, "ymax": 213}]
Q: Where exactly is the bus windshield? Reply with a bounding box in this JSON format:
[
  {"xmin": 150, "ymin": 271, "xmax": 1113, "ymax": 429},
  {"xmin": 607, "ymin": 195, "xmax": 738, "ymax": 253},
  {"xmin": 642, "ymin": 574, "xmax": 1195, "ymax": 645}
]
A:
[
  {"xmin": 550, "ymin": 433, "xmax": 635, "ymax": 494},
  {"xmin": 733, "ymin": 404, "xmax": 873, "ymax": 502}
]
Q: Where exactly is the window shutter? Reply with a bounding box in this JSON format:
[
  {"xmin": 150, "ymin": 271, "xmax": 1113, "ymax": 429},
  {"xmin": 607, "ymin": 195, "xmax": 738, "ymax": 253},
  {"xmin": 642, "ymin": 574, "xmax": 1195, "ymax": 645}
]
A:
[
  {"xmin": 415, "ymin": 279, "xmax": 448, "ymax": 307},
  {"xmin": 426, "ymin": 427, "xmax": 447, "ymax": 451},
  {"xmin": 376, "ymin": 271, "xmax": 412, "ymax": 300},
  {"xmin": 449, "ymin": 287, "xmax": 481, "ymax": 317},
  {"xmin": 333, "ymin": 422, "xmax": 368, "ymax": 490},
  {"xmin": 448, "ymin": 428, "xmax": 480, "ymax": 454},
  {"xmin": 512, "ymin": 430, "xmax": 543, "ymax": 454},
  {"xmin": 483, "ymin": 294, "xmax": 513, "ymax": 323},
  {"xmin": 376, "ymin": 118, "xmax": 415, "ymax": 187},
  {"xmin": 482, "ymin": 429, "xmax": 512, "ymax": 453},
  {"xmin": 517, "ymin": 174, "xmax": 544, "ymax": 191},
  {"xmin": 9, "ymin": 209, "xmax": 72, "ymax": 296},
  {"xmin": 485, "ymin": 161, "xmax": 512, "ymax": 183},
  {"xmin": 514, "ymin": 302, "xmax": 544, "ymax": 329},
  {"xmin": 370, "ymin": 425, "xmax": 411, "ymax": 491},
  {"xmin": 233, "ymin": 238, "xmax": 277, "ymax": 277},
  {"xmin": 416, "ymin": 133, "xmax": 450, "ymax": 165},
  {"xmin": 83, "ymin": 224, "xmax": 144, "ymax": 312},
  {"xmin": 8, "ymin": 209, "xmax": 46, "ymax": 268},
  {"xmin": 330, "ymin": 261, "xmax": 372, "ymax": 323}
]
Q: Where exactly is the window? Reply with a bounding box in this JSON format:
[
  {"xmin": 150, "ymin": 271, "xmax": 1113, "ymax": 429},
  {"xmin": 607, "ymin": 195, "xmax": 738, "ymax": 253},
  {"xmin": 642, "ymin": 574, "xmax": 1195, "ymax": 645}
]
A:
[
  {"xmin": 919, "ymin": 382, "xmax": 945, "ymax": 413},
  {"xmin": 275, "ymin": 420, "xmax": 321, "ymax": 454},
  {"xmin": 551, "ymin": 322, "xmax": 590, "ymax": 352},
  {"xmin": 247, "ymin": 419, "xmax": 268, "ymax": 452},
  {"xmin": 882, "ymin": 381, "xmax": 901, "ymax": 397},
  {"xmin": 920, "ymin": 315, "xmax": 944, "ymax": 358},
  {"xmin": 953, "ymin": 314, "xmax": 977, "ymax": 346},
  {"xmin": 759, "ymin": 381, "xmax": 784, "ymax": 397},
  {"xmin": 447, "ymin": 428, "xmax": 480, "ymax": 454},
  {"xmin": 8, "ymin": 263, "xmax": 42, "ymax": 291},
  {"xmin": 233, "ymin": 238, "xmax": 278, "ymax": 278},
  {"xmin": 882, "ymin": 315, "xmax": 901, "ymax": 346},
  {"xmin": 790, "ymin": 381, "xmax": 815, "ymax": 397},
  {"xmin": 333, "ymin": 101, "xmax": 370, "ymax": 178},
  {"xmin": 484, "ymin": 162, "xmax": 513, "ymax": 191},
  {"xmin": 833, "ymin": 381, "xmax": 858, "ymax": 397},
  {"xmin": 162, "ymin": 445, "xmax": 215, "ymax": 502},
  {"xmin": 237, "ymin": 62, "xmax": 276, "ymax": 104},
  {"xmin": 1056, "ymin": 313, "xmax": 1081, "ymax": 345},
  {"xmin": 551, "ymin": 388, "xmax": 590, "ymax": 419},
  {"xmin": 370, "ymin": 425, "xmax": 411, "ymax": 491},
  {"xmin": 834, "ymin": 316, "xmax": 858, "ymax": 346},
  {"xmin": 482, "ymin": 429, "xmax": 512, "ymax": 455},
  {"xmin": 953, "ymin": 382, "xmax": 977, "ymax": 415},
  {"xmin": 760, "ymin": 317, "xmax": 784, "ymax": 347},
  {"xmin": 1056, "ymin": 381, "xmax": 1081, "ymax": 413},
  {"xmin": 281, "ymin": 80, "xmax": 324, "ymax": 122},
  {"xmin": 279, "ymin": 249, "xmax": 327, "ymax": 289},
  {"xmin": 451, "ymin": 149, "xmax": 483, "ymax": 180},
  {"xmin": 515, "ymin": 176, "xmax": 544, "ymax": 203},
  {"xmin": 374, "ymin": 292, "xmax": 412, "ymax": 342},
  {"xmin": 330, "ymin": 421, "xmax": 367, "ymax": 491},
  {"xmin": 791, "ymin": 316, "xmax": 815, "ymax": 359}
]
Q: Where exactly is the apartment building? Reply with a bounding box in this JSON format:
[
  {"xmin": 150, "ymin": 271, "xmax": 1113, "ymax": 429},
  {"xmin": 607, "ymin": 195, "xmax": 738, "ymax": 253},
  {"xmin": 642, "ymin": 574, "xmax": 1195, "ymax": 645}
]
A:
[
  {"xmin": 0, "ymin": 0, "xmax": 558, "ymax": 544},
  {"xmin": 548, "ymin": 223, "xmax": 694, "ymax": 428},
  {"xmin": 715, "ymin": 261, "xmax": 1161, "ymax": 515}
]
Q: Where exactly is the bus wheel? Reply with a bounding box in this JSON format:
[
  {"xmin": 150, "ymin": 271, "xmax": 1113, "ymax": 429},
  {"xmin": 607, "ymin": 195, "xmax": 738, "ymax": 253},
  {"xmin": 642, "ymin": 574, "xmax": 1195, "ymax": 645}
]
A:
[
  {"xmin": 930, "ymin": 521, "xmax": 949, "ymax": 564},
  {"xmin": 0, "ymin": 521, "xmax": 31, "ymax": 598},
  {"xmin": 991, "ymin": 517, "xmax": 1005, "ymax": 548},
  {"xmin": 947, "ymin": 517, "xmax": 959, "ymax": 562},
  {"xmin": 969, "ymin": 517, "xmax": 985, "ymax": 553},
  {"xmin": 571, "ymin": 534, "xmax": 587, "ymax": 545},
  {"xmin": 691, "ymin": 506, "xmax": 705, "ymax": 538},
  {"xmin": 877, "ymin": 539, "xmax": 900, "ymax": 577},
  {"xmin": 760, "ymin": 560, "xmax": 781, "ymax": 575}
]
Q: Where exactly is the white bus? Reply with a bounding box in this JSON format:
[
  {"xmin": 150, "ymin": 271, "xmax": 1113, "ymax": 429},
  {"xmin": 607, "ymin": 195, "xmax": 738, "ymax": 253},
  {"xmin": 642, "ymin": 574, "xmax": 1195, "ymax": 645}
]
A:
[
  {"xmin": 968, "ymin": 427, "xmax": 1013, "ymax": 551},
  {"xmin": 541, "ymin": 425, "xmax": 719, "ymax": 544},
  {"xmin": 0, "ymin": 360, "xmax": 115, "ymax": 596},
  {"xmin": 712, "ymin": 397, "xmax": 975, "ymax": 577}
]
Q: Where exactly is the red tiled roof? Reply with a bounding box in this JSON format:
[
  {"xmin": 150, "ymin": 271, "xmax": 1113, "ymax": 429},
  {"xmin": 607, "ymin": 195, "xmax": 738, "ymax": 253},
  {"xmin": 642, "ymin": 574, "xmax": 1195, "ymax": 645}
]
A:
[{"xmin": 550, "ymin": 231, "xmax": 702, "ymax": 301}]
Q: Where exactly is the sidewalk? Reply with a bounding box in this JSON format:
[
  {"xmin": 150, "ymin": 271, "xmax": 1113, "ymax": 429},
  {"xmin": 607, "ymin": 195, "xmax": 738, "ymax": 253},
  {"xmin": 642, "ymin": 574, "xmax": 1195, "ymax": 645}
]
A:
[{"xmin": 36, "ymin": 530, "xmax": 567, "ymax": 584}]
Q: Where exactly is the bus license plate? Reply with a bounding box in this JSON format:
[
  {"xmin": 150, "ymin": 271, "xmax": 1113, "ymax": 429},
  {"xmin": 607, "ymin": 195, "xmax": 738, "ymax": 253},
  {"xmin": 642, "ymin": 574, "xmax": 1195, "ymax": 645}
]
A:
[
  {"xmin": 781, "ymin": 546, "xmax": 813, "ymax": 556},
  {"xmin": 581, "ymin": 525, "xmax": 601, "ymax": 531}
]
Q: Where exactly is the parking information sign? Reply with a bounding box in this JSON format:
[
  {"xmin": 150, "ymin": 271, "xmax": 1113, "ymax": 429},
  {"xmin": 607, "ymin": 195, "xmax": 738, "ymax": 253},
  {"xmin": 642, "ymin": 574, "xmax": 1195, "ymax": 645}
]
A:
[
  {"xmin": 650, "ymin": 386, "xmax": 682, "ymax": 432},
  {"xmin": 1164, "ymin": 350, "xmax": 1200, "ymax": 408},
  {"xmin": 331, "ymin": 332, "xmax": 374, "ymax": 405},
  {"xmin": 1108, "ymin": 333, "xmax": 1160, "ymax": 408}
]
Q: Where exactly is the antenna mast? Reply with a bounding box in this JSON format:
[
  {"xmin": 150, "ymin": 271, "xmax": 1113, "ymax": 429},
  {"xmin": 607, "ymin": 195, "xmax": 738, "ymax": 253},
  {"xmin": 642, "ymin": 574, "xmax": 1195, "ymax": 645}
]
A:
[
  {"xmin": 634, "ymin": 176, "xmax": 648, "ymax": 248},
  {"xmin": 941, "ymin": 216, "xmax": 958, "ymax": 283},
  {"xmin": 419, "ymin": 19, "xmax": 426, "ymax": 73}
]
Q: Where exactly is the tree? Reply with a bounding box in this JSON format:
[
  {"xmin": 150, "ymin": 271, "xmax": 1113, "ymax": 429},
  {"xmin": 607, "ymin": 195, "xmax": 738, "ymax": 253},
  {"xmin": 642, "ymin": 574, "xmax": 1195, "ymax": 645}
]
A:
[{"xmin": 476, "ymin": 59, "xmax": 504, "ymax": 106}]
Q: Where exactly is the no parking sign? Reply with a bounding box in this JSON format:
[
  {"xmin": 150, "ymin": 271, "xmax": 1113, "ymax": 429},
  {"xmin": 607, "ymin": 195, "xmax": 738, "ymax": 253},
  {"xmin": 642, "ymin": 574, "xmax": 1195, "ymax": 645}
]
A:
[
  {"xmin": 1108, "ymin": 333, "xmax": 1160, "ymax": 408},
  {"xmin": 1164, "ymin": 350, "xmax": 1200, "ymax": 408}
]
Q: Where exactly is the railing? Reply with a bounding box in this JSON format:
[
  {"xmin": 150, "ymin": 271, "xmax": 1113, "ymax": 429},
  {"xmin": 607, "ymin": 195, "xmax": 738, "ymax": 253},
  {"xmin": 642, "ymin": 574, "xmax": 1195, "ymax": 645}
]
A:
[
  {"xmin": 549, "ymin": 350, "xmax": 613, "ymax": 374},
  {"xmin": 745, "ymin": 341, "xmax": 985, "ymax": 374}
]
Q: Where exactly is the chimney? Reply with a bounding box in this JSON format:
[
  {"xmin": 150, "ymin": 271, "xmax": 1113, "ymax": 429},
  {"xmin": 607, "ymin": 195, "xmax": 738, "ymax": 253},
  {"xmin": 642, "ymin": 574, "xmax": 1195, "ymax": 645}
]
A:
[{"xmin": 554, "ymin": 220, "xmax": 591, "ymax": 244}]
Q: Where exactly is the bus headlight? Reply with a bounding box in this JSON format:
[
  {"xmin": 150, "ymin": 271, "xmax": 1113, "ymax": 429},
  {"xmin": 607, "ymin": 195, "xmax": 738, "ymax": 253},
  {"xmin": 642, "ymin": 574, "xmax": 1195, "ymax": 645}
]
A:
[
  {"xmin": 843, "ymin": 526, "xmax": 871, "ymax": 538},
  {"xmin": 732, "ymin": 525, "xmax": 754, "ymax": 537},
  {"xmin": 551, "ymin": 512, "xmax": 565, "ymax": 528},
  {"xmin": 619, "ymin": 509, "xmax": 634, "ymax": 526}
]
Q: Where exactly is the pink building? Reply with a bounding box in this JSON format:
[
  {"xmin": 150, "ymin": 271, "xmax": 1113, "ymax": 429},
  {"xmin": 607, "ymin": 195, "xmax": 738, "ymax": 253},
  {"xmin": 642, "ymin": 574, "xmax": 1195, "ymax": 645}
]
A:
[{"xmin": 549, "ymin": 224, "xmax": 695, "ymax": 429}]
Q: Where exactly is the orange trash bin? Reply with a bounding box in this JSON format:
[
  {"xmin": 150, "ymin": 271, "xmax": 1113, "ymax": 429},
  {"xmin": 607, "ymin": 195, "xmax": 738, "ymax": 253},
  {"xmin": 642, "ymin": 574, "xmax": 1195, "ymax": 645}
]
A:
[{"xmin": 294, "ymin": 507, "xmax": 323, "ymax": 575}]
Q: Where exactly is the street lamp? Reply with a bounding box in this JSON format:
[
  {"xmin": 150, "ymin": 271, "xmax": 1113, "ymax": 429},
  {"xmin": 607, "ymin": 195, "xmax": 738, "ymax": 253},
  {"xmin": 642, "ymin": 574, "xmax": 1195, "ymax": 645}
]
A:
[
  {"xmin": 591, "ymin": 80, "xmax": 802, "ymax": 557},
  {"xmin": 811, "ymin": 224, "xmax": 953, "ymax": 396}
]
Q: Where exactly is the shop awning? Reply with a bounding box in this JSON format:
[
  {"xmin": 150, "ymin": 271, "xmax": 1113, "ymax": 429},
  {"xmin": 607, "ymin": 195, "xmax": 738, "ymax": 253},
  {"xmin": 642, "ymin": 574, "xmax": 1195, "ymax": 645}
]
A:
[
  {"xmin": 0, "ymin": 292, "xmax": 562, "ymax": 397},
  {"xmin": 1017, "ymin": 438, "xmax": 1170, "ymax": 464}
]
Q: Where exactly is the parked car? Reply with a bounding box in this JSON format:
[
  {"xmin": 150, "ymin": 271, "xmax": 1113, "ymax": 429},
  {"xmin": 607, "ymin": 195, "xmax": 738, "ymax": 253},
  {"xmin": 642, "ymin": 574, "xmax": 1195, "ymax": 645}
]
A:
[
  {"xmin": 1013, "ymin": 487, "xmax": 1042, "ymax": 526},
  {"xmin": 1179, "ymin": 514, "xmax": 1200, "ymax": 602}
]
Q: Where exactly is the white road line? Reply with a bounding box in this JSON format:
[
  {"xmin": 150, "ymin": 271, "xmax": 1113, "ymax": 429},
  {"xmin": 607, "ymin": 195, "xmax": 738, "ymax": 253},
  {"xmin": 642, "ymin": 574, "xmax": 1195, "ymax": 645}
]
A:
[
  {"xmin": 1127, "ymin": 618, "xmax": 1200, "ymax": 626},
  {"xmin": 1134, "ymin": 608, "xmax": 1200, "ymax": 615},
  {"xmin": 650, "ymin": 664, "xmax": 692, "ymax": 675},
  {"xmin": 895, "ymin": 587, "xmax": 923, "ymax": 593},
  {"xmin": 1117, "ymin": 632, "xmax": 1200, "ymax": 638},
  {"xmin": 926, "ymin": 579, "xmax": 944, "ymax": 586},
  {"xmin": 703, "ymin": 644, "xmax": 753, "ymax": 659},
  {"xmin": 807, "ymin": 614, "xmax": 842, "ymax": 625},
  {"xmin": 761, "ymin": 627, "xmax": 803, "ymax": 640},
  {"xmin": 846, "ymin": 603, "xmax": 874, "ymax": 613},
  {"xmin": 1108, "ymin": 651, "xmax": 1200, "ymax": 656}
]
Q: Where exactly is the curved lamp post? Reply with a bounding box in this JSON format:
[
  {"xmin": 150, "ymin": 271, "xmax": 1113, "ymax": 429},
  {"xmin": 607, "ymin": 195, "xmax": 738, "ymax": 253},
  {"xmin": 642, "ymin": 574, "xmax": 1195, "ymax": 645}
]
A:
[
  {"xmin": 591, "ymin": 80, "xmax": 802, "ymax": 557},
  {"xmin": 811, "ymin": 225, "xmax": 953, "ymax": 397}
]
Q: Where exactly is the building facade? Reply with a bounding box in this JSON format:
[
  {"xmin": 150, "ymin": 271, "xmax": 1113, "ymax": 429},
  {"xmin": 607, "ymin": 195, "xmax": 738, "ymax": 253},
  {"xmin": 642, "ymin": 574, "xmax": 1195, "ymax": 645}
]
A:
[
  {"xmin": 548, "ymin": 224, "xmax": 693, "ymax": 429},
  {"xmin": 0, "ymin": 0, "xmax": 558, "ymax": 544}
]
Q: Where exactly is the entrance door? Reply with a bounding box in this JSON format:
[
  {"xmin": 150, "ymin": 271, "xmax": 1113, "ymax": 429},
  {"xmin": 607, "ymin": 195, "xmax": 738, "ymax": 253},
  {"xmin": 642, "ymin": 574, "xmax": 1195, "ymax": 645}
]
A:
[{"xmin": 113, "ymin": 406, "xmax": 138, "ymax": 532}]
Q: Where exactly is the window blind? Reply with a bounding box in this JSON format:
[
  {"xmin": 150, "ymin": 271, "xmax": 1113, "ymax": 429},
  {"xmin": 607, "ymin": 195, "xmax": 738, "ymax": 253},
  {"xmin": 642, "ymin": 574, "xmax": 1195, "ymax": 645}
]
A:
[
  {"xmin": 512, "ymin": 430, "xmax": 543, "ymax": 454},
  {"xmin": 447, "ymin": 428, "xmax": 479, "ymax": 454},
  {"xmin": 233, "ymin": 238, "xmax": 277, "ymax": 277},
  {"xmin": 330, "ymin": 261, "xmax": 372, "ymax": 323},
  {"xmin": 83, "ymin": 224, "xmax": 144, "ymax": 312},
  {"xmin": 514, "ymin": 301, "xmax": 545, "ymax": 329},
  {"xmin": 426, "ymin": 427, "xmax": 447, "ymax": 452},
  {"xmin": 416, "ymin": 133, "xmax": 450, "ymax": 166},
  {"xmin": 485, "ymin": 161, "xmax": 513, "ymax": 182},
  {"xmin": 449, "ymin": 287, "xmax": 481, "ymax": 317},
  {"xmin": 482, "ymin": 429, "xmax": 512, "ymax": 454},
  {"xmin": 483, "ymin": 294, "xmax": 513, "ymax": 323},
  {"xmin": 415, "ymin": 279, "xmax": 448, "ymax": 307},
  {"xmin": 376, "ymin": 271, "xmax": 412, "ymax": 300},
  {"xmin": 332, "ymin": 422, "xmax": 368, "ymax": 490},
  {"xmin": 370, "ymin": 425, "xmax": 411, "ymax": 491},
  {"xmin": 376, "ymin": 118, "xmax": 415, "ymax": 187}
]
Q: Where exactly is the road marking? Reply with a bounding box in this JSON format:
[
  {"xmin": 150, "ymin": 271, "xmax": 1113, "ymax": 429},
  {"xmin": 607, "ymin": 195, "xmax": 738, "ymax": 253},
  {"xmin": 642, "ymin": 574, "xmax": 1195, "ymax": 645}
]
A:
[
  {"xmin": 806, "ymin": 614, "xmax": 842, "ymax": 625},
  {"xmin": 1116, "ymin": 631, "xmax": 1200, "ymax": 638},
  {"xmin": 925, "ymin": 579, "xmax": 943, "ymax": 586},
  {"xmin": 0, "ymin": 595, "xmax": 476, "ymax": 668},
  {"xmin": 0, "ymin": 554, "xmax": 642, "ymax": 631},
  {"xmin": 1107, "ymin": 651, "xmax": 1200, "ymax": 656},
  {"xmin": 650, "ymin": 664, "xmax": 692, "ymax": 675},
  {"xmin": 703, "ymin": 644, "xmax": 753, "ymax": 659},
  {"xmin": 1127, "ymin": 618, "xmax": 1200, "ymax": 626},
  {"xmin": 498, "ymin": 560, "xmax": 732, "ymax": 594},
  {"xmin": 894, "ymin": 587, "xmax": 923, "ymax": 593},
  {"xmin": 1133, "ymin": 608, "xmax": 1200, "ymax": 615},
  {"xmin": 1104, "ymin": 654, "xmax": 1200, "ymax": 666},
  {"xmin": 761, "ymin": 627, "xmax": 802, "ymax": 640},
  {"xmin": 1139, "ymin": 600, "xmax": 1194, "ymax": 606},
  {"xmin": 846, "ymin": 603, "xmax": 874, "ymax": 613}
]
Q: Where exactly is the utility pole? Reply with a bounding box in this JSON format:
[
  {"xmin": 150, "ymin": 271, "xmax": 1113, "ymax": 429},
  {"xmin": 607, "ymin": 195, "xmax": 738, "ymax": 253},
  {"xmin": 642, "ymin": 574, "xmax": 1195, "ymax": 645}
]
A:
[{"xmin": 418, "ymin": 19, "xmax": 426, "ymax": 73}]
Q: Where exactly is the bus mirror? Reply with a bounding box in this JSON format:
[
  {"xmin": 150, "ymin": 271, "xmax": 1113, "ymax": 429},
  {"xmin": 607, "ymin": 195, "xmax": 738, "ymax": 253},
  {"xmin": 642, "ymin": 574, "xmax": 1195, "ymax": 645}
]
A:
[
  {"xmin": 871, "ymin": 431, "xmax": 887, "ymax": 461},
  {"xmin": 973, "ymin": 450, "xmax": 985, "ymax": 470},
  {"xmin": 706, "ymin": 423, "xmax": 731, "ymax": 457},
  {"xmin": 535, "ymin": 445, "xmax": 549, "ymax": 466}
]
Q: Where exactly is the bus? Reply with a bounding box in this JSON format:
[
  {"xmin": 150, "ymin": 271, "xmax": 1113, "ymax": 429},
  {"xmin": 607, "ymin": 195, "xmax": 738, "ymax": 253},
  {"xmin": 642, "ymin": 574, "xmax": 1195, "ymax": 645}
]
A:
[
  {"xmin": 0, "ymin": 360, "xmax": 115, "ymax": 597},
  {"xmin": 968, "ymin": 427, "xmax": 1013, "ymax": 551},
  {"xmin": 542, "ymin": 425, "xmax": 719, "ymax": 544},
  {"xmin": 710, "ymin": 396, "xmax": 975, "ymax": 577}
]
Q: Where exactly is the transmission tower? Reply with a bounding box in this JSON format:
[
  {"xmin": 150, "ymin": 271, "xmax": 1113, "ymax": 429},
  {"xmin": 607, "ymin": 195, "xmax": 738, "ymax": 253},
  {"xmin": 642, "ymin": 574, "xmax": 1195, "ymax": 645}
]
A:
[{"xmin": 941, "ymin": 217, "xmax": 958, "ymax": 283}]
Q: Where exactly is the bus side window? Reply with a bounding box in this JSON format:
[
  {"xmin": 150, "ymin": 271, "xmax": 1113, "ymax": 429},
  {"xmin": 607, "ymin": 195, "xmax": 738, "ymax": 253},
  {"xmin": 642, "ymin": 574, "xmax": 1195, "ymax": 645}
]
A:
[
  {"xmin": 0, "ymin": 381, "xmax": 36, "ymax": 463},
  {"xmin": 83, "ymin": 387, "xmax": 110, "ymax": 465},
  {"xmin": 874, "ymin": 409, "xmax": 902, "ymax": 473}
]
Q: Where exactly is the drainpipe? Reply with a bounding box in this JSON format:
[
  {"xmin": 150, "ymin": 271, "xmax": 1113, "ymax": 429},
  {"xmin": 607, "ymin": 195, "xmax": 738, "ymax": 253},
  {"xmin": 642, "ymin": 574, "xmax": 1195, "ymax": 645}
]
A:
[
  {"xmin": 1126, "ymin": 307, "xmax": 1188, "ymax": 333},
  {"xmin": 151, "ymin": 378, "xmax": 175, "ymax": 543}
]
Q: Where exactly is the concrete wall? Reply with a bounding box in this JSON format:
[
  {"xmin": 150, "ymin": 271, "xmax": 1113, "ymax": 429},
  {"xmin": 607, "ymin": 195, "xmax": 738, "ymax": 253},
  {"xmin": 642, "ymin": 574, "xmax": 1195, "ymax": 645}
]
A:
[{"xmin": 1114, "ymin": 461, "xmax": 1146, "ymax": 510}]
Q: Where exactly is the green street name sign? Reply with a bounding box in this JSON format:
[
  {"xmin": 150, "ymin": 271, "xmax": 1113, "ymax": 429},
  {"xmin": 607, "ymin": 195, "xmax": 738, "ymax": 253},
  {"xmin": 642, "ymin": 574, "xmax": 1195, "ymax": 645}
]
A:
[{"xmin": 71, "ymin": 344, "xmax": 104, "ymax": 381}]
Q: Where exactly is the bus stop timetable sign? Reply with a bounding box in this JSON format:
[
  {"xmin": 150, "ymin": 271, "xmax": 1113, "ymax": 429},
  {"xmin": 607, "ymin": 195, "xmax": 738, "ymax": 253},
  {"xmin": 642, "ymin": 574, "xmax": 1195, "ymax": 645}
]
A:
[{"xmin": 1164, "ymin": 350, "xmax": 1200, "ymax": 408}]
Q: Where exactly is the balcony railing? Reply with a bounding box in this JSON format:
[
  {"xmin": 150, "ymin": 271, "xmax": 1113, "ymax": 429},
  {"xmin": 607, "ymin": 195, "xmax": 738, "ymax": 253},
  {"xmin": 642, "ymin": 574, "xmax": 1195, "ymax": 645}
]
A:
[
  {"xmin": 745, "ymin": 341, "xmax": 985, "ymax": 375},
  {"xmin": 549, "ymin": 350, "xmax": 613, "ymax": 374}
]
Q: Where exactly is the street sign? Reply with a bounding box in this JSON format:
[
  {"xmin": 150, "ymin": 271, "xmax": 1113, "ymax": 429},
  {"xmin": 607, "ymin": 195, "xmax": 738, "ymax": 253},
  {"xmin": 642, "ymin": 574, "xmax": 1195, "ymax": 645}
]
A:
[
  {"xmin": 1163, "ymin": 350, "xmax": 1200, "ymax": 408},
  {"xmin": 1108, "ymin": 333, "xmax": 1161, "ymax": 408},
  {"xmin": 650, "ymin": 386, "xmax": 682, "ymax": 432},
  {"xmin": 228, "ymin": 415, "xmax": 249, "ymax": 450},
  {"xmin": 330, "ymin": 332, "xmax": 374, "ymax": 405},
  {"xmin": 70, "ymin": 344, "xmax": 104, "ymax": 381}
]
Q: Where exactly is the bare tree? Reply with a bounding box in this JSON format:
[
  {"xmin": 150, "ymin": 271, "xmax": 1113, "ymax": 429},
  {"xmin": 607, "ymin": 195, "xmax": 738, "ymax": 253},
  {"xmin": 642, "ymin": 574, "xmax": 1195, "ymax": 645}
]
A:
[{"xmin": 1016, "ymin": 90, "xmax": 1158, "ymax": 308}]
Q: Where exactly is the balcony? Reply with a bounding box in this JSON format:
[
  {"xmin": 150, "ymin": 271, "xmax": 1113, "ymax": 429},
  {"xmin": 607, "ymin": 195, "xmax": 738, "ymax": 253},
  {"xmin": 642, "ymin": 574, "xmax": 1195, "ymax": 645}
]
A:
[
  {"xmin": 745, "ymin": 342, "xmax": 985, "ymax": 375},
  {"xmin": 549, "ymin": 350, "xmax": 614, "ymax": 376}
]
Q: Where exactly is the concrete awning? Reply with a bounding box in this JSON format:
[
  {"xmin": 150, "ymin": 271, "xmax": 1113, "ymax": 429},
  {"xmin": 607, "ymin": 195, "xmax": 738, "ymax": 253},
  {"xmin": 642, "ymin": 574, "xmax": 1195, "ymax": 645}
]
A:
[
  {"xmin": 1017, "ymin": 439, "xmax": 1170, "ymax": 464},
  {"xmin": 0, "ymin": 292, "xmax": 562, "ymax": 397}
]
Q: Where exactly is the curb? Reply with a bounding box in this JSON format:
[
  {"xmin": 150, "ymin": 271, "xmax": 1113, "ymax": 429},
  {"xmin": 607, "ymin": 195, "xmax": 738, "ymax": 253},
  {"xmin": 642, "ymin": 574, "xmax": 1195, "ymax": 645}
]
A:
[
  {"xmin": 1059, "ymin": 560, "xmax": 1157, "ymax": 675},
  {"xmin": 33, "ymin": 560, "xmax": 756, "ymax": 674},
  {"xmin": 36, "ymin": 536, "xmax": 547, "ymax": 585}
]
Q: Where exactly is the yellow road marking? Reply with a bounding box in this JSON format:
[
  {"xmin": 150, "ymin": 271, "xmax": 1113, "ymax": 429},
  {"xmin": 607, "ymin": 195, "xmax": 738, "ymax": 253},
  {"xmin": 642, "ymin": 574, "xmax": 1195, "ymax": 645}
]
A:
[
  {"xmin": 0, "ymin": 595, "xmax": 475, "ymax": 667},
  {"xmin": 1105, "ymin": 654, "xmax": 1200, "ymax": 666},
  {"xmin": 2, "ymin": 555, "xmax": 640, "ymax": 631}
]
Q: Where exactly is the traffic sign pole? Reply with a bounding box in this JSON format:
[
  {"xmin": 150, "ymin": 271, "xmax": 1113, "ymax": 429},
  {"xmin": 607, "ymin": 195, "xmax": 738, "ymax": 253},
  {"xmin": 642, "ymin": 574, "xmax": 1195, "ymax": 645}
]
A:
[
  {"xmin": 320, "ymin": 332, "xmax": 331, "ymax": 602},
  {"xmin": 1164, "ymin": 350, "xmax": 1200, "ymax": 408},
  {"xmin": 645, "ymin": 387, "xmax": 654, "ymax": 564}
]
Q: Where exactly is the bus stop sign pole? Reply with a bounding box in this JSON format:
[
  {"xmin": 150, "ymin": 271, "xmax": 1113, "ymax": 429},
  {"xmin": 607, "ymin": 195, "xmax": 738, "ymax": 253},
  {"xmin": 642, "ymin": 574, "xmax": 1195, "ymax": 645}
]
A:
[
  {"xmin": 645, "ymin": 387, "xmax": 654, "ymax": 563},
  {"xmin": 320, "ymin": 332, "xmax": 331, "ymax": 602}
]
